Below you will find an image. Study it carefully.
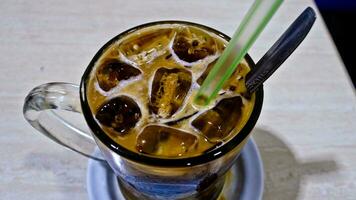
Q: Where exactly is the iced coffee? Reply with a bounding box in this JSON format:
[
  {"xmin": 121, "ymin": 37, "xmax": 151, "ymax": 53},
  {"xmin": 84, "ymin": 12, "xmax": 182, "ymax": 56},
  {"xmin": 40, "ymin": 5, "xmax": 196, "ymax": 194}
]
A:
[{"xmin": 87, "ymin": 23, "xmax": 255, "ymax": 158}]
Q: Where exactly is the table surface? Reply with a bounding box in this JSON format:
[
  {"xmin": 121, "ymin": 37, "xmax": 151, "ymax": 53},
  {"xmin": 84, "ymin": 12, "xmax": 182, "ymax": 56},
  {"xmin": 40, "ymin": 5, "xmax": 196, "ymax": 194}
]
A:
[{"xmin": 1, "ymin": 0, "xmax": 355, "ymax": 199}]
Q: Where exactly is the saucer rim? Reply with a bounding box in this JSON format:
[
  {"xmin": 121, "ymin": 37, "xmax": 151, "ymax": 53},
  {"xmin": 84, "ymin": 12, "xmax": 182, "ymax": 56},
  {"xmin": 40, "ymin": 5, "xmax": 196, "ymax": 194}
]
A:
[{"xmin": 86, "ymin": 138, "xmax": 264, "ymax": 200}]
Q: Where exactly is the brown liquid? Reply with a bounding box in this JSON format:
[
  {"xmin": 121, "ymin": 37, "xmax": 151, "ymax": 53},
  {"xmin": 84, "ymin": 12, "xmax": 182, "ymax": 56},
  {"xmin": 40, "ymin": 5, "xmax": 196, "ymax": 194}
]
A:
[{"xmin": 87, "ymin": 24, "xmax": 255, "ymax": 158}]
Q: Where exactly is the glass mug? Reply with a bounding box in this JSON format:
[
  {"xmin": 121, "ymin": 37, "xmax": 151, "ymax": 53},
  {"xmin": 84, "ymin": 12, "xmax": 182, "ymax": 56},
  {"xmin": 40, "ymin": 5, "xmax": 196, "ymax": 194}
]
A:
[{"xmin": 23, "ymin": 21, "xmax": 263, "ymax": 200}]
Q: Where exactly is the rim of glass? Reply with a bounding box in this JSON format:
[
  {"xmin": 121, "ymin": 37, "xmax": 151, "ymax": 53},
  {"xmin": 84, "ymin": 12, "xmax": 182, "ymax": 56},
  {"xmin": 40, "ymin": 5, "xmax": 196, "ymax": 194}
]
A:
[{"xmin": 80, "ymin": 20, "xmax": 264, "ymax": 167}]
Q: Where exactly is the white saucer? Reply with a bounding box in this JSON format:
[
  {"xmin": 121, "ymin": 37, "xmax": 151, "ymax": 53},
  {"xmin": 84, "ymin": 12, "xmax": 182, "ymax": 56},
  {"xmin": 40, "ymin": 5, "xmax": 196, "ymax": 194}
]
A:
[{"xmin": 87, "ymin": 138, "xmax": 264, "ymax": 200}]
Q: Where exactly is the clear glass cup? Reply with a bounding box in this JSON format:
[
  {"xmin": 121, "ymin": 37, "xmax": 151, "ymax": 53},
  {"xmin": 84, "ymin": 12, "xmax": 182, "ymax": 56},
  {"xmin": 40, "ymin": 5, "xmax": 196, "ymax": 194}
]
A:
[{"xmin": 23, "ymin": 21, "xmax": 263, "ymax": 200}]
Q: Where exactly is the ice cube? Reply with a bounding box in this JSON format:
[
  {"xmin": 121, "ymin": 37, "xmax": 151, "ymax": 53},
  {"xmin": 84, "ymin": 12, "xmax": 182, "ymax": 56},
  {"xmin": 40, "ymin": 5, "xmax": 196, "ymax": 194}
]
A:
[
  {"xmin": 150, "ymin": 67, "xmax": 192, "ymax": 118},
  {"xmin": 95, "ymin": 96, "xmax": 141, "ymax": 135},
  {"xmin": 196, "ymin": 59, "xmax": 216, "ymax": 85},
  {"xmin": 197, "ymin": 61, "xmax": 247, "ymax": 94},
  {"xmin": 172, "ymin": 29, "xmax": 216, "ymax": 63},
  {"xmin": 136, "ymin": 125, "xmax": 197, "ymax": 157},
  {"xmin": 191, "ymin": 96, "xmax": 243, "ymax": 142},
  {"xmin": 96, "ymin": 59, "xmax": 141, "ymax": 91},
  {"xmin": 224, "ymin": 62, "xmax": 251, "ymax": 94},
  {"xmin": 119, "ymin": 29, "xmax": 173, "ymax": 57}
]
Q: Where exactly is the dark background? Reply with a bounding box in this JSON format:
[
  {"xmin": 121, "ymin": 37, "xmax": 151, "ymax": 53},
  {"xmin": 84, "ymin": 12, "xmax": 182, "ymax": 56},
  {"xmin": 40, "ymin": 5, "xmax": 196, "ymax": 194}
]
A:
[{"xmin": 315, "ymin": 0, "xmax": 356, "ymax": 88}]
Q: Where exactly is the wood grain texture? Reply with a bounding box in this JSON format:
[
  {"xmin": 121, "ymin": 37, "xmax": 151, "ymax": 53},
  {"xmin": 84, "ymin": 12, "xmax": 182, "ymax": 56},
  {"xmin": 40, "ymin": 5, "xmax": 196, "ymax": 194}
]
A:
[{"xmin": 0, "ymin": 0, "xmax": 355, "ymax": 199}]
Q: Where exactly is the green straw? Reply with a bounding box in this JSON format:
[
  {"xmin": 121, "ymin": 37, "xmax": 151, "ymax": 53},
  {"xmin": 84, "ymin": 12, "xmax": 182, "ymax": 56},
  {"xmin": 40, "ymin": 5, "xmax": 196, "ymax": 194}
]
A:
[{"xmin": 194, "ymin": 0, "xmax": 283, "ymax": 106}]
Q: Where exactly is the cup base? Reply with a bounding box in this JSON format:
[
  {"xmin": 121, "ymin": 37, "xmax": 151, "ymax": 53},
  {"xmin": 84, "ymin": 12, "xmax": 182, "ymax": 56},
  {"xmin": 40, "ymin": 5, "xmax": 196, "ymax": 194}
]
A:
[{"xmin": 87, "ymin": 138, "xmax": 263, "ymax": 200}]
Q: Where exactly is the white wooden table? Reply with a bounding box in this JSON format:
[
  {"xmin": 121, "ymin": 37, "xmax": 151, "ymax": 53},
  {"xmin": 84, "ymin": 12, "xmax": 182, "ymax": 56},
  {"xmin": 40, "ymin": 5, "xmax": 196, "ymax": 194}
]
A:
[{"xmin": 1, "ymin": 0, "xmax": 355, "ymax": 199}]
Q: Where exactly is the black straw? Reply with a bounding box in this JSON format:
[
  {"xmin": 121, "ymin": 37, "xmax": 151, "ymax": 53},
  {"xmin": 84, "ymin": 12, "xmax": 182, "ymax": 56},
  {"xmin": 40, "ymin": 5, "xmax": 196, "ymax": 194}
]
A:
[{"xmin": 246, "ymin": 7, "xmax": 316, "ymax": 93}]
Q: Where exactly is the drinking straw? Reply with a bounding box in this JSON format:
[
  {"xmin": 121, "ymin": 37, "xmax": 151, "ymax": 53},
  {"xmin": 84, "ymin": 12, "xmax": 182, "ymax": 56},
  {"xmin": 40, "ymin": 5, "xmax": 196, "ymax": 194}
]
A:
[{"xmin": 194, "ymin": 0, "xmax": 283, "ymax": 106}]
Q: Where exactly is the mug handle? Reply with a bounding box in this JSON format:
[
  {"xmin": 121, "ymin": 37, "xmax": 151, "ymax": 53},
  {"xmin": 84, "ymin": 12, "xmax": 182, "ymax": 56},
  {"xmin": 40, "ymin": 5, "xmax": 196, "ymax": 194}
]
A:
[{"xmin": 23, "ymin": 82, "xmax": 105, "ymax": 161}]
